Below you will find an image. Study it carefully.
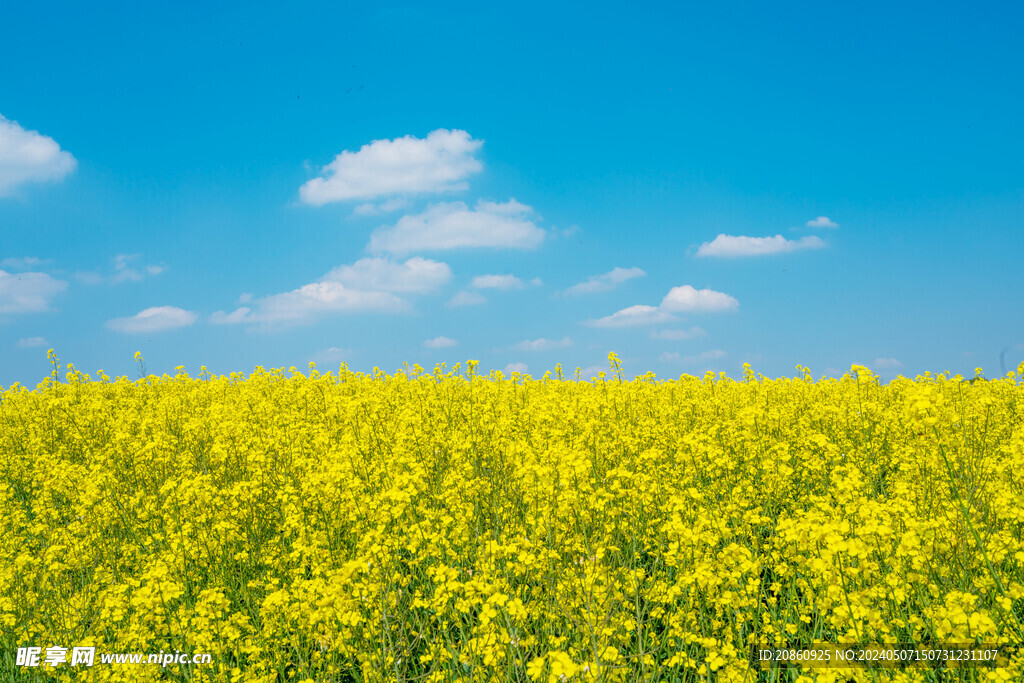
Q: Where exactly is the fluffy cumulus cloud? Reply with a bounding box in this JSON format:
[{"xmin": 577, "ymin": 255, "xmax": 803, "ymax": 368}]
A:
[
  {"xmin": 651, "ymin": 326, "xmax": 707, "ymax": 340},
  {"xmin": 512, "ymin": 336, "xmax": 572, "ymax": 352},
  {"xmin": 587, "ymin": 285, "xmax": 737, "ymax": 328},
  {"xmin": 299, "ymin": 129, "xmax": 483, "ymax": 205},
  {"xmin": 563, "ymin": 266, "xmax": 645, "ymax": 296},
  {"xmin": 212, "ymin": 256, "xmax": 449, "ymax": 326},
  {"xmin": 324, "ymin": 257, "xmax": 451, "ymax": 293},
  {"xmin": 587, "ymin": 305, "xmax": 676, "ymax": 328},
  {"xmin": 423, "ymin": 336, "xmax": 458, "ymax": 349},
  {"xmin": 660, "ymin": 285, "xmax": 739, "ymax": 312},
  {"xmin": 696, "ymin": 234, "xmax": 825, "ymax": 258},
  {"xmin": 806, "ymin": 216, "xmax": 839, "ymax": 229},
  {"xmin": 447, "ymin": 290, "xmax": 487, "ymax": 307},
  {"xmin": 0, "ymin": 115, "xmax": 77, "ymax": 196},
  {"xmin": 368, "ymin": 200, "xmax": 544, "ymax": 255},
  {"xmin": 0, "ymin": 270, "xmax": 67, "ymax": 313},
  {"xmin": 107, "ymin": 306, "xmax": 198, "ymax": 333}
]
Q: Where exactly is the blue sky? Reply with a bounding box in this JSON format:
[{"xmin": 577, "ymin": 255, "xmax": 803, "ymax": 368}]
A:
[{"xmin": 2, "ymin": 0, "xmax": 1023, "ymax": 386}]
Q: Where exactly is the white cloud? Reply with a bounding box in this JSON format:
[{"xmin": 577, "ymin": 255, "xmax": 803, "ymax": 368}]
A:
[
  {"xmin": 0, "ymin": 115, "xmax": 77, "ymax": 196},
  {"xmin": 589, "ymin": 285, "xmax": 736, "ymax": 330},
  {"xmin": 215, "ymin": 283, "xmax": 406, "ymax": 325},
  {"xmin": 214, "ymin": 257, "xmax": 449, "ymax": 326},
  {"xmin": 368, "ymin": 200, "xmax": 544, "ymax": 255},
  {"xmin": 873, "ymin": 358, "xmax": 903, "ymax": 369},
  {"xmin": 0, "ymin": 269, "xmax": 67, "ymax": 313},
  {"xmin": 651, "ymin": 326, "xmax": 707, "ymax": 340},
  {"xmin": 587, "ymin": 304, "xmax": 677, "ymax": 328},
  {"xmin": 299, "ymin": 129, "xmax": 483, "ymax": 205},
  {"xmin": 107, "ymin": 306, "xmax": 198, "ymax": 333},
  {"xmin": 352, "ymin": 197, "xmax": 411, "ymax": 216},
  {"xmin": 512, "ymin": 336, "xmax": 573, "ymax": 352},
  {"xmin": 423, "ymin": 336, "xmax": 458, "ymax": 349},
  {"xmin": 1, "ymin": 257, "xmax": 49, "ymax": 270},
  {"xmin": 447, "ymin": 290, "xmax": 487, "ymax": 307},
  {"xmin": 73, "ymin": 271, "xmax": 104, "ymax": 285},
  {"xmin": 661, "ymin": 285, "xmax": 739, "ymax": 312},
  {"xmin": 77, "ymin": 254, "xmax": 166, "ymax": 285},
  {"xmin": 310, "ymin": 347, "xmax": 353, "ymax": 364},
  {"xmin": 471, "ymin": 274, "xmax": 525, "ymax": 290},
  {"xmin": 210, "ymin": 307, "xmax": 252, "ymax": 325},
  {"xmin": 696, "ymin": 234, "xmax": 825, "ymax": 257},
  {"xmin": 16, "ymin": 336, "xmax": 47, "ymax": 348},
  {"xmin": 110, "ymin": 253, "xmax": 165, "ymax": 282},
  {"xmin": 659, "ymin": 349, "xmax": 727, "ymax": 364},
  {"xmin": 563, "ymin": 266, "xmax": 645, "ymax": 296},
  {"xmin": 238, "ymin": 292, "xmax": 253, "ymax": 303},
  {"xmin": 806, "ymin": 216, "xmax": 839, "ymax": 229},
  {"xmin": 503, "ymin": 362, "xmax": 528, "ymax": 374},
  {"xmin": 324, "ymin": 256, "xmax": 451, "ymax": 293}
]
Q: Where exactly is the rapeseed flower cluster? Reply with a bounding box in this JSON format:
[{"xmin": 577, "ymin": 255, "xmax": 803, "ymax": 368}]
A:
[{"xmin": 2, "ymin": 353, "xmax": 1024, "ymax": 681}]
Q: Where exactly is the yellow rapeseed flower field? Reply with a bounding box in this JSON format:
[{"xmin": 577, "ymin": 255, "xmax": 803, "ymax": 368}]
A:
[{"xmin": 3, "ymin": 352, "xmax": 1024, "ymax": 682}]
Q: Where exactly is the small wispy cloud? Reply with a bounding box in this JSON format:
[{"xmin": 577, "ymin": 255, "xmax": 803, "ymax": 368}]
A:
[
  {"xmin": 209, "ymin": 307, "xmax": 252, "ymax": 325},
  {"xmin": 0, "ymin": 269, "xmax": 67, "ymax": 313},
  {"xmin": 696, "ymin": 234, "xmax": 825, "ymax": 258},
  {"xmin": 1, "ymin": 257, "xmax": 50, "ymax": 270},
  {"xmin": 423, "ymin": 336, "xmax": 458, "ymax": 349},
  {"xmin": 16, "ymin": 336, "xmax": 47, "ymax": 348},
  {"xmin": 512, "ymin": 336, "xmax": 572, "ymax": 352},
  {"xmin": 563, "ymin": 266, "xmax": 645, "ymax": 296},
  {"xmin": 873, "ymin": 357, "xmax": 902, "ymax": 369},
  {"xmin": 76, "ymin": 254, "xmax": 167, "ymax": 285},
  {"xmin": 310, "ymin": 347, "xmax": 353, "ymax": 365},
  {"xmin": 447, "ymin": 290, "xmax": 487, "ymax": 307},
  {"xmin": 471, "ymin": 274, "xmax": 526, "ymax": 290},
  {"xmin": 587, "ymin": 305, "xmax": 676, "ymax": 328},
  {"xmin": 806, "ymin": 216, "xmax": 839, "ymax": 229},
  {"xmin": 650, "ymin": 326, "xmax": 707, "ymax": 340},
  {"xmin": 503, "ymin": 362, "xmax": 528, "ymax": 374},
  {"xmin": 659, "ymin": 349, "xmax": 727, "ymax": 364},
  {"xmin": 107, "ymin": 306, "xmax": 198, "ymax": 333},
  {"xmin": 352, "ymin": 197, "xmax": 411, "ymax": 216},
  {"xmin": 211, "ymin": 286, "xmax": 405, "ymax": 326},
  {"xmin": 111, "ymin": 254, "xmax": 167, "ymax": 283}
]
